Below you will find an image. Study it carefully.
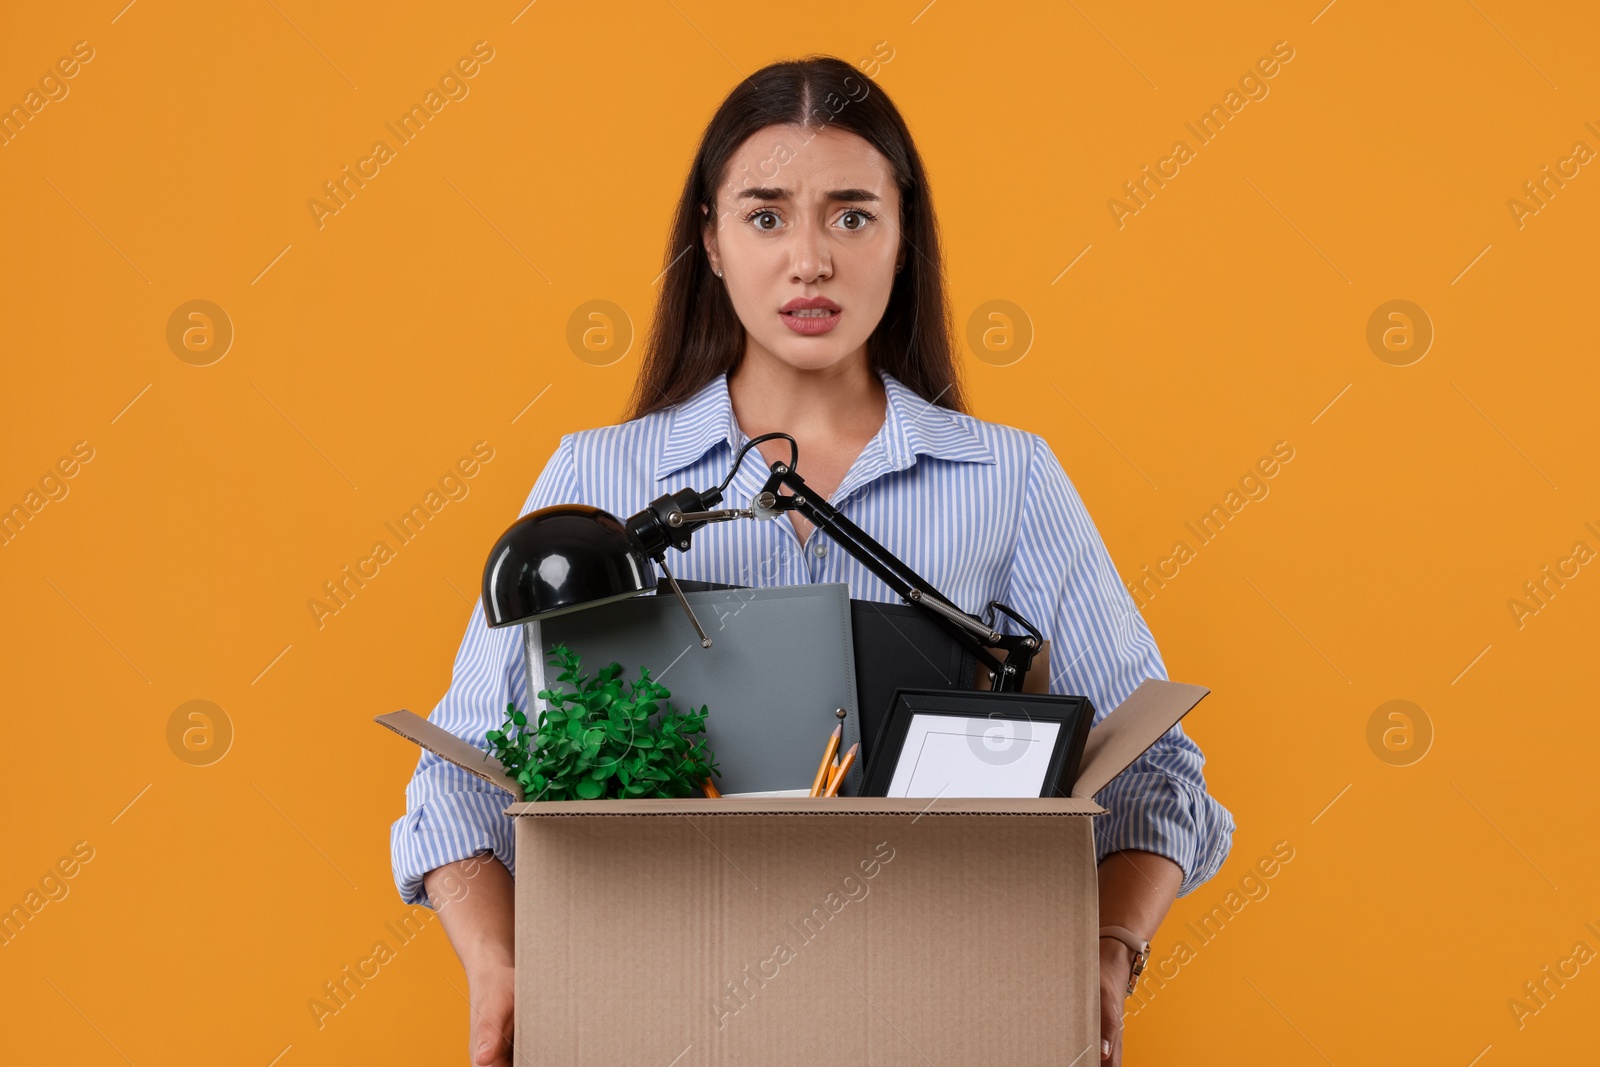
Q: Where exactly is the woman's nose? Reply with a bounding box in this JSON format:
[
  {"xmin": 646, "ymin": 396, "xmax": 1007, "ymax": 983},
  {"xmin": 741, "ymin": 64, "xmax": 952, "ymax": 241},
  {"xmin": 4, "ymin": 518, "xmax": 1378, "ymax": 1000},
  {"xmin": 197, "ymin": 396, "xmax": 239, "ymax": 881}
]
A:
[{"xmin": 789, "ymin": 222, "xmax": 832, "ymax": 282}]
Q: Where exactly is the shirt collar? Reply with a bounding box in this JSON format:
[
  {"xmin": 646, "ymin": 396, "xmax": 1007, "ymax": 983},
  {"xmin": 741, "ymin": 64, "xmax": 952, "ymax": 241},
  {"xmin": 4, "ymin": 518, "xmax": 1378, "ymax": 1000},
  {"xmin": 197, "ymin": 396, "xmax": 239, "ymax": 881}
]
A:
[{"xmin": 653, "ymin": 368, "xmax": 995, "ymax": 483}]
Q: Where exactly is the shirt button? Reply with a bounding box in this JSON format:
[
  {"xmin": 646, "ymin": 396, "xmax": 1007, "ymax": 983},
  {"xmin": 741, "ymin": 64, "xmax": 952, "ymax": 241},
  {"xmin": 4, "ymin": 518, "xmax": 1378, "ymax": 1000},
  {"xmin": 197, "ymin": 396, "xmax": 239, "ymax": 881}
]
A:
[{"xmin": 813, "ymin": 539, "xmax": 826, "ymax": 557}]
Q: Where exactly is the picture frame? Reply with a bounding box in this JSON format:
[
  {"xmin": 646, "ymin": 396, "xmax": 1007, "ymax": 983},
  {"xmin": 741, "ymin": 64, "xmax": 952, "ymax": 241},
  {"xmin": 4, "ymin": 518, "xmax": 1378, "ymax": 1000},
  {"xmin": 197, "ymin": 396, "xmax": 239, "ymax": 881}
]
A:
[{"xmin": 860, "ymin": 688, "xmax": 1096, "ymax": 799}]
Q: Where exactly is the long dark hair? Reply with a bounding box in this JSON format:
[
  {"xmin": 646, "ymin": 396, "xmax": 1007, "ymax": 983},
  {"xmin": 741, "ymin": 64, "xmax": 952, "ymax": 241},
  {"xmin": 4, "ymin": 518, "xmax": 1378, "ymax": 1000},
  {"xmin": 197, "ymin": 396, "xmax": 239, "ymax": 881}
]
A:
[{"xmin": 622, "ymin": 55, "xmax": 967, "ymax": 422}]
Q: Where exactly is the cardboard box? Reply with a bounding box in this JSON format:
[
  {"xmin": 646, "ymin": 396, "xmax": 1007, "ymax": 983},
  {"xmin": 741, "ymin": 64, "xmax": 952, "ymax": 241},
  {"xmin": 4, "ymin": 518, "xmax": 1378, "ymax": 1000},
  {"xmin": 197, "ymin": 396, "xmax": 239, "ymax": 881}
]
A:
[{"xmin": 378, "ymin": 677, "xmax": 1208, "ymax": 1065}]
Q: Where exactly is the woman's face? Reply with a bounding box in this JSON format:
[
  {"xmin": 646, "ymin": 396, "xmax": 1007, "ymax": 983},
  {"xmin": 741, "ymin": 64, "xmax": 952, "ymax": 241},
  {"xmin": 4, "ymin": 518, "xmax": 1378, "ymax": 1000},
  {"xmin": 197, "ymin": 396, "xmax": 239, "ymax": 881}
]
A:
[{"xmin": 703, "ymin": 123, "xmax": 904, "ymax": 375}]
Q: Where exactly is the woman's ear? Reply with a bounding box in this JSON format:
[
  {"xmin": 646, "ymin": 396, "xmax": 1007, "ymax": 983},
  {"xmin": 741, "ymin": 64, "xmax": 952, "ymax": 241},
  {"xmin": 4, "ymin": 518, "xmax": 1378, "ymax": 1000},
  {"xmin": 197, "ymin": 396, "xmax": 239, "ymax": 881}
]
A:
[{"xmin": 701, "ymin": 202, "xmax": 722, "ymax": 278}]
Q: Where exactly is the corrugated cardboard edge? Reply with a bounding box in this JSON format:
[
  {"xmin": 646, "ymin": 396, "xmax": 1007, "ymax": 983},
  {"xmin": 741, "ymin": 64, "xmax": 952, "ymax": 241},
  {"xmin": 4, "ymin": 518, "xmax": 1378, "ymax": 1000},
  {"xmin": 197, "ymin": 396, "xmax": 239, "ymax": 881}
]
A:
[
  {"xmin": 1070, "ymin": 678, "xmax": 1210, "ymax": 800},
  {"xmin": 374, "ymin": 709, "xmax": 524, "ymax": 801},
  {"xmin": 504, "ymin": 795, "xmax": 1105, "ymax": 817}
]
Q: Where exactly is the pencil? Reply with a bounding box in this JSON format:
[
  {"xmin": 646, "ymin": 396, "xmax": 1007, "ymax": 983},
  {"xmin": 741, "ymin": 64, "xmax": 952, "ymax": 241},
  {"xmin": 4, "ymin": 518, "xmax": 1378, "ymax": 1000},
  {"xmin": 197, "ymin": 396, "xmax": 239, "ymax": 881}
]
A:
[
  {"xmin": 809, "ymin": 725, "xmax": 841, "ymax": 797},
  {"xmin": 824, "ymin": 743, "xmax": 858, "ymax": 797}
]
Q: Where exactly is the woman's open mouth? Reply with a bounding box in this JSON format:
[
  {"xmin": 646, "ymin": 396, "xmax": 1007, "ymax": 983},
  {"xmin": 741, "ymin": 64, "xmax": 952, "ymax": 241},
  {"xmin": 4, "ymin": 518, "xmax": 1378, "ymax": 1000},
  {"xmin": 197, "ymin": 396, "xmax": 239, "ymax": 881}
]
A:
[{"xmin": 780, "ymin": 298, "xmax": 841, "ymax": 335}]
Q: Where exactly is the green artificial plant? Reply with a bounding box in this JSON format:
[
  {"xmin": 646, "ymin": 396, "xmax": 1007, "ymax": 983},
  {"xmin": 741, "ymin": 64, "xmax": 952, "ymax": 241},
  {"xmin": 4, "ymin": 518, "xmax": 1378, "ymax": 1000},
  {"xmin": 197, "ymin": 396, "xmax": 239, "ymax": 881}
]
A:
[{"xmin": 486, "ymin": 643, "xmax": 719, "ymax": 801}]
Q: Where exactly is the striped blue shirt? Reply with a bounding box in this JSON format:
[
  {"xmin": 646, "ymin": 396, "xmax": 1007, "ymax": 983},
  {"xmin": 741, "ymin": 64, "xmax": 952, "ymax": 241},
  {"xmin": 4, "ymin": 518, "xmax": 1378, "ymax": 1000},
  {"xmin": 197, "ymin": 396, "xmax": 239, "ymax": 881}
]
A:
[{"xmin": 390, "ymin": 368, "xmax": 1235, "ymax": 905}]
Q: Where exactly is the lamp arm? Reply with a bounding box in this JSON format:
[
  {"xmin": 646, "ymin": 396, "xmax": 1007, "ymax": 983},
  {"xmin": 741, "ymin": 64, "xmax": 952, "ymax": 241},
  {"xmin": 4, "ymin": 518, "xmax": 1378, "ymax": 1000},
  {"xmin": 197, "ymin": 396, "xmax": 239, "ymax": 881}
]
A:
[
  {"xmin": 756, "ymin": 461, "xmax": 1043, "ymax": 693},
  {"xmin": 670, "ymin": 508, "xmax": 756, "ymax": 524},
  {"xmin": 624, "ymin": 456, "xmax": 1045, "ymax": 690}
]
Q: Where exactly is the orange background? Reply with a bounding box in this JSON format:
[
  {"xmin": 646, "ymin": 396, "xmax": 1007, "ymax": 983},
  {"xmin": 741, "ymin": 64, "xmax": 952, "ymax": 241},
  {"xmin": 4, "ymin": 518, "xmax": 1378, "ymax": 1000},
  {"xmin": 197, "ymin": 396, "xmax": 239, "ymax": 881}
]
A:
[{"xmin": 3, "ymin": 1, "xmax": 1597, "ymax": 1063}]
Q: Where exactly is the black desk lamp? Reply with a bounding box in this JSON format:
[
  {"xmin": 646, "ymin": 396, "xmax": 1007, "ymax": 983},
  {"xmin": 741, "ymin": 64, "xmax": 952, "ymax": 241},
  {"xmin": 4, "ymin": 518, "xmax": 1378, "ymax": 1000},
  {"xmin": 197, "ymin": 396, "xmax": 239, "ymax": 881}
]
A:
[{"xmin": 481, "ymin": 433, "xmax": 1044, "ymax": 693}]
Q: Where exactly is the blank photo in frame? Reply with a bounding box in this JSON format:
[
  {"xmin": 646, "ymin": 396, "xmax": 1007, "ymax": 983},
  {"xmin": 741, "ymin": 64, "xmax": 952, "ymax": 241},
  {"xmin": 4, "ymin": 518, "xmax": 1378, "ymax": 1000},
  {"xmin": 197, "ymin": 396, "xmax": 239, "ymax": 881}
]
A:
[{"xmin": 861, "ymin": 688, "xmax": 1096, "ymax": 799}]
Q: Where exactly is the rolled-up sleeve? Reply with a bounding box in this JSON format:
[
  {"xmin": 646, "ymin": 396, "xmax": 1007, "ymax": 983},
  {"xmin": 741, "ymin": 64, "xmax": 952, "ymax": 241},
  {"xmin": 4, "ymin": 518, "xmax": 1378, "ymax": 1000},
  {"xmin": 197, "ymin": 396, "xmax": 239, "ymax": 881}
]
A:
[
  {"xmin": 1002, "ymin": 434, "xmax": 1235, "ymax": 897},
  {"xmin": 388, "ymin": 434, "xmax": 581, "ymax": 907}
]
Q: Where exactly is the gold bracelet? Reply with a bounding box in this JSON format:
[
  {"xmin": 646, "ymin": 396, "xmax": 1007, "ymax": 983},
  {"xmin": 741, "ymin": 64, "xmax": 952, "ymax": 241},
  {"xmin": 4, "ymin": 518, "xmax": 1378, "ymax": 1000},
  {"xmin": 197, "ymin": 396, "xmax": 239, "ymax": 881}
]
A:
[{"xmin": 1099, "ymin": 926, "xmax": 1150, "ymax": 997}]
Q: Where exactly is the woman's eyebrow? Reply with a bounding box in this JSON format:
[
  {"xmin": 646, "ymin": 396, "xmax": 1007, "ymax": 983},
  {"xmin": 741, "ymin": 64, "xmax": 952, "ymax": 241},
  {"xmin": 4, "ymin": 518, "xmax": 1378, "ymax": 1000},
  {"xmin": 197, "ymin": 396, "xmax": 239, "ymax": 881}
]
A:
[{"xmin": 735, "ymin": 186, "xmax": 882, "ymax": 203}]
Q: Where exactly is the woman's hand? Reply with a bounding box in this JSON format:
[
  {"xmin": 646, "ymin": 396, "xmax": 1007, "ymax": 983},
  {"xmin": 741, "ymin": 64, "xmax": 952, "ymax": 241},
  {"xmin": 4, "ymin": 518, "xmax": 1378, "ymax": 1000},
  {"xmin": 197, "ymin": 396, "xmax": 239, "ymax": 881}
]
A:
[
  {"xmin": 1096, "ymin": 849, "xmax": 1182, "ymax": 1065},
  {"xmin": 1098, "ymin": 936, "xmax": 1133, "ymax": 1063},
  {"xmin": 467, "ymin": 960, "xmax": 516, "ymax": 1066},
  {"xmin": 423, "ymin": 854, "xmax": 516, "ymax": 1067}
]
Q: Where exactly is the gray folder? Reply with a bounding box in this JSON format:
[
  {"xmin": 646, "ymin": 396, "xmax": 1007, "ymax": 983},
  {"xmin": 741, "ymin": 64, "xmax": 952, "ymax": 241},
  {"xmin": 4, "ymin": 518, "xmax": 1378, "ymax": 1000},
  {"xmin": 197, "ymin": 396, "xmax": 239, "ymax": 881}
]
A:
[{"xmin": 535, "ymin": 583, "xmax": 862, "ymax": 796}]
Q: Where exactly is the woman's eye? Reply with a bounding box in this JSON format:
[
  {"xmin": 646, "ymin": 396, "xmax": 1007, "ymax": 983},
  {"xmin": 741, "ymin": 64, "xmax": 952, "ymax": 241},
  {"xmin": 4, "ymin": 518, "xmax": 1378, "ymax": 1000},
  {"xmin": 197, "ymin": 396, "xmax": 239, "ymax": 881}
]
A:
[{"xmin": 746, "ymin": 208, "xmax": 873, "ymax": 231}]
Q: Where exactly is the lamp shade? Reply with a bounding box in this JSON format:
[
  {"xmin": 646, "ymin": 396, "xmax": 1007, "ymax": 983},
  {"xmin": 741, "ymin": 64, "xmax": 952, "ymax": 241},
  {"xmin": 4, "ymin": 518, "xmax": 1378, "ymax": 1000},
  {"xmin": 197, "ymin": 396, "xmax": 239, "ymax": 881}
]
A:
[{"xmin": 480, "ymin": 504, "xmax": 659, "ymax": 627}]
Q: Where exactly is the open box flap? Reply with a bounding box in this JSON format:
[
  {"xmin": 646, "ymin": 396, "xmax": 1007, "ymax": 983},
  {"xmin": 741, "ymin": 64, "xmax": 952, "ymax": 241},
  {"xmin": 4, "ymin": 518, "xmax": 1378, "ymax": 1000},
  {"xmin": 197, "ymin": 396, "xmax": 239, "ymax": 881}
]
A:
[
  {"xmin": 375, "ymin": 709, "xmax": 524, "ymax": 801},
  {"xmin": 375, "ymin": 675, "xmax": 1209, "ymax": 810},
  {"xmin": 1070, "ymin": 679, "xmax": 1210, "ymax": 800}
]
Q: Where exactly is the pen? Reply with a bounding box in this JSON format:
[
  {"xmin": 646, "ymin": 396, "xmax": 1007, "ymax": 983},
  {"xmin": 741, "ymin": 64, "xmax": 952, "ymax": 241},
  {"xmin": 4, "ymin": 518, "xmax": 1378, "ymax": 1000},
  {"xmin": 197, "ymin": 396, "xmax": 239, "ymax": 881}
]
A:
[
  {"xmin": 810, "ymin": 725, "xmax": 841, "ymax": 797},
  {"xmin": 824, "ymin": 743, "xmax": 858, "ymax": 797}
]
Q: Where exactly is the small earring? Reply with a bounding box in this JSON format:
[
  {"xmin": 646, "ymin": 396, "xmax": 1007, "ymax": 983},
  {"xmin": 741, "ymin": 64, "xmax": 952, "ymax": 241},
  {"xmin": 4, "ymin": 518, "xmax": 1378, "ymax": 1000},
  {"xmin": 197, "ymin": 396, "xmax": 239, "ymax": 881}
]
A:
[{"xmin": 714, "ymin": 268, "xmax": 723, "ymax": 277}]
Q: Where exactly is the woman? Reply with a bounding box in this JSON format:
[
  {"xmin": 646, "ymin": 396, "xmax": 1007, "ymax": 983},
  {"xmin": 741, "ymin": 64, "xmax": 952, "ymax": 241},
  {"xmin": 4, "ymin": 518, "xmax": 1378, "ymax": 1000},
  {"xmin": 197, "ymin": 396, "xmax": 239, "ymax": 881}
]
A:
[{"xmin": 390, "ymin": 55, "xmax": 1234, "ymax": 1066}]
